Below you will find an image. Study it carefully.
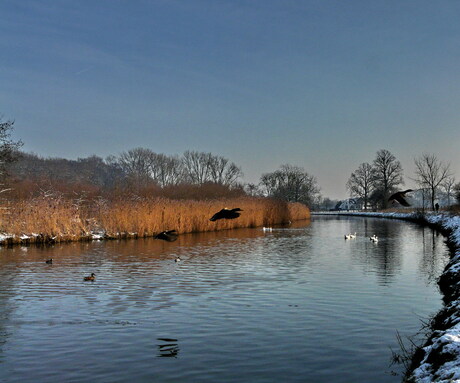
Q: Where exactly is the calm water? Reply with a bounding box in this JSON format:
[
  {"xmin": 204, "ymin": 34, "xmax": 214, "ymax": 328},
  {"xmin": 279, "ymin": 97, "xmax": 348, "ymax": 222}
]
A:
[{"xmin": 0, "ymin": 217, "xmax": 450, "ymax": 383}]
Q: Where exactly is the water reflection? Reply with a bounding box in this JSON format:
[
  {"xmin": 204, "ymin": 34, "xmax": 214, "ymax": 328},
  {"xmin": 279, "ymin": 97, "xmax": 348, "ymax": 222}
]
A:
[
  {"xmin": 0, "ymin": 218, "xmax": 449, "ymax": 383},
  {"xmin": 157, "ymin": 338, "xmax": 180, "ymax": 358},
  {"xmin": 317, "ymin": 216, "xmax": 447, "ymax": 286},
  {"xmin": 419, "ymin": 226, "xmax": 446, "ymax": 285}
]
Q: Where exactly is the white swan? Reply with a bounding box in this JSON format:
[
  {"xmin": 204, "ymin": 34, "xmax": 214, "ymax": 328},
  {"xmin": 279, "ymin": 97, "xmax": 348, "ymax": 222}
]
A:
[
  {"xmin": 370, "ymin": 235, "xmax": 378, "ymax": 242},
  {"xmin": 263, "ymin": 227, "xmax": 273, "ymax": 232}
]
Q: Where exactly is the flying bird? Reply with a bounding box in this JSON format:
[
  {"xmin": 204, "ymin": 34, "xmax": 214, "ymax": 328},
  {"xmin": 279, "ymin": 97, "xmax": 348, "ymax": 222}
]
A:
[
  {"xmin": 388, "ymin": 189, "xmax": 413, "ymax": 207},
  {"xmin": 209, "ymin": 208, "xmax": 243, "ymax": 221},
  {"xmin": 154, "ymin": 230, "xmax": 179, "ymax": 242}
]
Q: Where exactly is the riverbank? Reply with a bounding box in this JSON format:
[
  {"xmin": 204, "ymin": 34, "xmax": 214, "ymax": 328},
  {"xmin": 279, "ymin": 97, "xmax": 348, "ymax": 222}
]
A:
[
  {"xmin": 314, "ymin": 210, "xmax": 460, "ymax": 382},
  {"xmin": 0, "ymin": 196, "xmax": 309, "ymax": 246}
]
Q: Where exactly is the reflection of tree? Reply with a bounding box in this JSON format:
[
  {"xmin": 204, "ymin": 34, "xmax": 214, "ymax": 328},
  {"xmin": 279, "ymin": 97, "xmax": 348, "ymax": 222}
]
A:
[
  {"xmin": 0, "ymin": 254, "xmax": 19, "ymax": 359},
  {"xmin": 419, "ymin": 226, "xmax": 448, "ymax": 285},
  {"xmin": 369, "ymin": 228, "xmax": 403, "ymax": 286},
  {"xmin": 348, "ymin": 218, "xmax": 448, "ymax": 286},
  {"xmin": 351, "ymin": 218, "xmax": 405, "ymax": 285}
]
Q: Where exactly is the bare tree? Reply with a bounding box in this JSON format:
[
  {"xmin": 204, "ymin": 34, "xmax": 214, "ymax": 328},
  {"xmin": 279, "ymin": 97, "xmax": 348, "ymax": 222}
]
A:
[
  {"xmin": 181, "ymin": 151, "xmax": 213, "ymax": 184},
  {"xmin": 208, "ymin": 155, "xmax": 243, "ymax": 187},
  {"xmin": 414, "ymin": 154, "xmax": 452, "ymax": 210},
  {"xmin": 454, "ymin": 182, "xmax": 460, "ymax": 205},
  {"xmin": 115, "ymin": 147, "xmax": 156, "ymax": 193},
  {"xmin": 181, "ymin": 151, "xmax": 243, "ymax": 187},
  {"xmin": 441, "ymin": 176, "xmax": 456, "ymax": 207},
  {"xmin": 1, "ymin": 117, "xmax": 23, "ymax": 180},
  {"xmin": 244, "ymin": 183, "xmax": 261, "ymax": 197},
  {"xmin": 372, "ymin": 149, "xmax": 404, "ymax": 208},
  {"xmin": 346, "ymin": 162, "xmax": 375, "ymax": 210},
  {"xmin": 260, "ymin": 164, "xmax": 320, "ymax": 206},
  {"xmin": 150, "ymin": 153, "xmax": 184, "ymax": 187}
]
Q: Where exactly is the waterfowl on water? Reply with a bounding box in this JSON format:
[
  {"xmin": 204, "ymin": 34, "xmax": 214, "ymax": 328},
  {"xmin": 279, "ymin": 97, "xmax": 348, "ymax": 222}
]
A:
[
  {"xmin": 45, "ymin": 259, "xmax": 53, "ymax": 264},
  {"xmin": 154, "ymin": 230, "xmax": 178, "ymax": 242},
  {"xmin": 83, "ymin": 273, "xmax": 96, "ymax": 281},
  {"xmin": 344, "ymin": 232, "xmax": 356, "ymax": 240},
  {"xmin": 370, "ymin": 235, "xmax": 378, "ymax": 242},
  {"xmin": 388, "ymin": 189, "xmax": 413, "ymax": 207},
  {"xmin": 263, "ymin": 227, "xmax": 273, "ymax": 232},
  {"xmin": 175, "ymin": 257, "xmax": 181, "ymax": 262}
]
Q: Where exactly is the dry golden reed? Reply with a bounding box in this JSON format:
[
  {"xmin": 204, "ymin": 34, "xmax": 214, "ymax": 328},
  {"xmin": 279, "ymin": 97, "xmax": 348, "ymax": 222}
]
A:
[{"xmin": 0, "ymin": 196, "xmax": 310, "ymax": 244}]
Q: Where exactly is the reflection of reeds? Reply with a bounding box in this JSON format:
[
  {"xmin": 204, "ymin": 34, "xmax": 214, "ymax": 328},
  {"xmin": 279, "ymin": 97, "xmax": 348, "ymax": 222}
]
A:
[{"xmin": 0, "ymin": 196, "xmax": 309, "ymax": 244}]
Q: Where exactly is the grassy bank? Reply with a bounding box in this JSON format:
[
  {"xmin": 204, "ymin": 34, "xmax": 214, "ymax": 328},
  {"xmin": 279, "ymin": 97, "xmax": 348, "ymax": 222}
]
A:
[{"xmin": 0, "ymin": 195, "xmax": 309, "ymax": 245}]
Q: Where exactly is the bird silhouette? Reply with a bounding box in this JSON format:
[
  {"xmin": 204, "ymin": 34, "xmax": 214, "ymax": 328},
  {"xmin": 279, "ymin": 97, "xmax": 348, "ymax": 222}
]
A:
[
  {"xmin": 154, "ymin": 230, "xmax": 178, "ymax": 242},
  {"xmin": 45, "ymin": 259, "xmax": 53, "ymax": 264},
  {"xmin": 209, "ymin": 208, "xmax": 243, "ymax": 221},
  {"xmin": 83, "ymin": 273, "xmax": 96, "ymax": 281},
  {"xmin": 388, "ymin": 189, "xmax": 413, "ymax": 207}
]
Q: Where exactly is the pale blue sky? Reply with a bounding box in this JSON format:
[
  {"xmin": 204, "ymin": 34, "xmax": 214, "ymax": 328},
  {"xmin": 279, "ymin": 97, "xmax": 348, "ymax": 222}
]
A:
[{"xmin": 1, "ymin": 0, "xmax": 459, "ymax": 199}]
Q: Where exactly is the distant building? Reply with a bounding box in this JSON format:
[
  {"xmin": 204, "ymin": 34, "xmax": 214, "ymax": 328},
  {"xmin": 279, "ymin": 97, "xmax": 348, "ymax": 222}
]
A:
[{"xmin": 335, "ymin": 198, "xmax": 363, "ymax": 211}]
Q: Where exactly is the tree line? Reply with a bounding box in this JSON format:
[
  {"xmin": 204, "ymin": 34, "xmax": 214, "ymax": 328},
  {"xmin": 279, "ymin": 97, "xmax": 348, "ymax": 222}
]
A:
[
  {"xmin": 8, "ymin": 116, "xmax": 456, "ymax": 211},
  {"xmin": 0, "ymin": 117, "xmax": 321, "ymax": 206},
  {"xmin": 346, "ymin": 149, "xmax": 458, "ymax": 210}
]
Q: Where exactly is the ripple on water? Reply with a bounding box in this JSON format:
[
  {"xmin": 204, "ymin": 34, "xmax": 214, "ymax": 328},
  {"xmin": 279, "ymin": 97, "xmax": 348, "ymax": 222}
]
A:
[{"xmin": 0, "ymin": 219, "xmax": 450, "ymax": 383}]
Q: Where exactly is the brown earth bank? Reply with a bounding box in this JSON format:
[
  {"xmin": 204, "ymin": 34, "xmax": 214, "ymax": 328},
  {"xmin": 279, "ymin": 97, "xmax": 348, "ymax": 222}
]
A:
[{"xmin": 0, "ymin": 196, "xmax": 310, "ymax": 246}]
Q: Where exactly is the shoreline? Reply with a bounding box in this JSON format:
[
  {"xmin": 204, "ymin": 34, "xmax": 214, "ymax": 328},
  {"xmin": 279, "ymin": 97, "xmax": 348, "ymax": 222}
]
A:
[
  {"xmin": 314, "ymin": 210, "xmax": 460, "ymax": 382},
  {"xmin": 0, "ymin": 198, "xmax": 310, "ymax": 247}
]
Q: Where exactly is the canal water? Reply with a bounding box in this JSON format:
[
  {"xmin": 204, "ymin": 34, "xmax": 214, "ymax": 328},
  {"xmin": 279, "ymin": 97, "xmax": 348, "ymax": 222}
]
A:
[{"xmin": 0, "ymin": 217, "xmax": 449, "ymax": 382}]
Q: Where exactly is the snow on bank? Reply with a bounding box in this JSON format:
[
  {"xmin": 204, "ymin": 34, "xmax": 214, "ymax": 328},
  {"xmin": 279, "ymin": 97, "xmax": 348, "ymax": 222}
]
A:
[
  {"xmin": 318, "ymin": 211, "xmax": 460, "ymax": 382},
  {"xmin": 412, "ymin": 214, "xmax": 460, "ymax": 383}
]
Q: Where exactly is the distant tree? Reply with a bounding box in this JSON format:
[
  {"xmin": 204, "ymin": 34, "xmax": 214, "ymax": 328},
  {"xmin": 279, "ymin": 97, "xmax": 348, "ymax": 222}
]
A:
[
  {"xmin": 0, "ymin": 117, "xmax": 23, "ymax": 180},
  {"xmin": 181, "ymin": 151, "xmax": 243, "ymax": 187},
  {"xmin": 116, "ymin": 148, "xmax": 153, "ymax": 184},
  {"xmin": 454, "ymin": 182, "xmax": 460, "ymax": 205},
  {"xmin": 244, "ymin": 183, "xmax": 261, "ymax": 197},
  {"xmin": 149, "ymin": 153, "xmax": 184, "ymax": 187},
  {"xmin": 369, "ymin": 188, "xmax": 385, "ymax": 210},
  {"xmin": 9, "ymin": 152, "xmax": 127, "ymax": 198},
  {"xmin": 208, "ymin": 155, "xmax": 243, "ymax": 187},
  {"xmin": 414, "ymin": 154, "xmax": 452, "ymax": 210},
  {"xmin": 441, "ymin": 176, "xmax": 456, "ymax": 206},
  {"xmin": 181, "ymin": 151, "xmax": 213, "ymax": 184},
  {"xmin": 346, "ymin": 162, "xmax": 375, "ymax": 210},
  {"xmin": 372, "ymin": 149, "xmax": 404, "ymax": 209},
  {"xmin": 317, "ymin": 197, "xmax": 339, "ymax": 211},
  {"xmin": 260, "ymin": 164, "xmax": 320, "ymax": 206}
]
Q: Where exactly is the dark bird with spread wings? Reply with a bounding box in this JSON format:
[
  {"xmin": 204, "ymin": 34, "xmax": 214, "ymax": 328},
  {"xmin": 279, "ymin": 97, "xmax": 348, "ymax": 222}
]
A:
[
  {"xmin": 388, "ymin": 189, "xmax": 413, "ymax": 207},
  {"xmin": 154, "ymin": 230, "xmax": 179, "ymax": 242},
  {"xmin": 209, "ymin": 208, "xmax": 243, "ymax": 221}
]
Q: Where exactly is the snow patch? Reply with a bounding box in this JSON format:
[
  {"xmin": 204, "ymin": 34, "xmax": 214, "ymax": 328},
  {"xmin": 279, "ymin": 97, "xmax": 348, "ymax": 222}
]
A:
[{"xmin": 326, "ymin": 211, "xmax": 460, "ymax": 382}]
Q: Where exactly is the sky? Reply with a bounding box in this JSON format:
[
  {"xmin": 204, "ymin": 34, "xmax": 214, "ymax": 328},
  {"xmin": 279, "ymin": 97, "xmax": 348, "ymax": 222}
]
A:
[{"xmin": 1, "ymin": 0, "xmax": 459, "ymax": 199}]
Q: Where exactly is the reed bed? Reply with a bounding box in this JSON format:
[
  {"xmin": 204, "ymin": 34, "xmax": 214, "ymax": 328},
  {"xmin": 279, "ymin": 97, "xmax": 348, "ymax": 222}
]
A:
[{"xmin": 0, "ymin": 195, "xmax": 309, "ymax": 245}]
